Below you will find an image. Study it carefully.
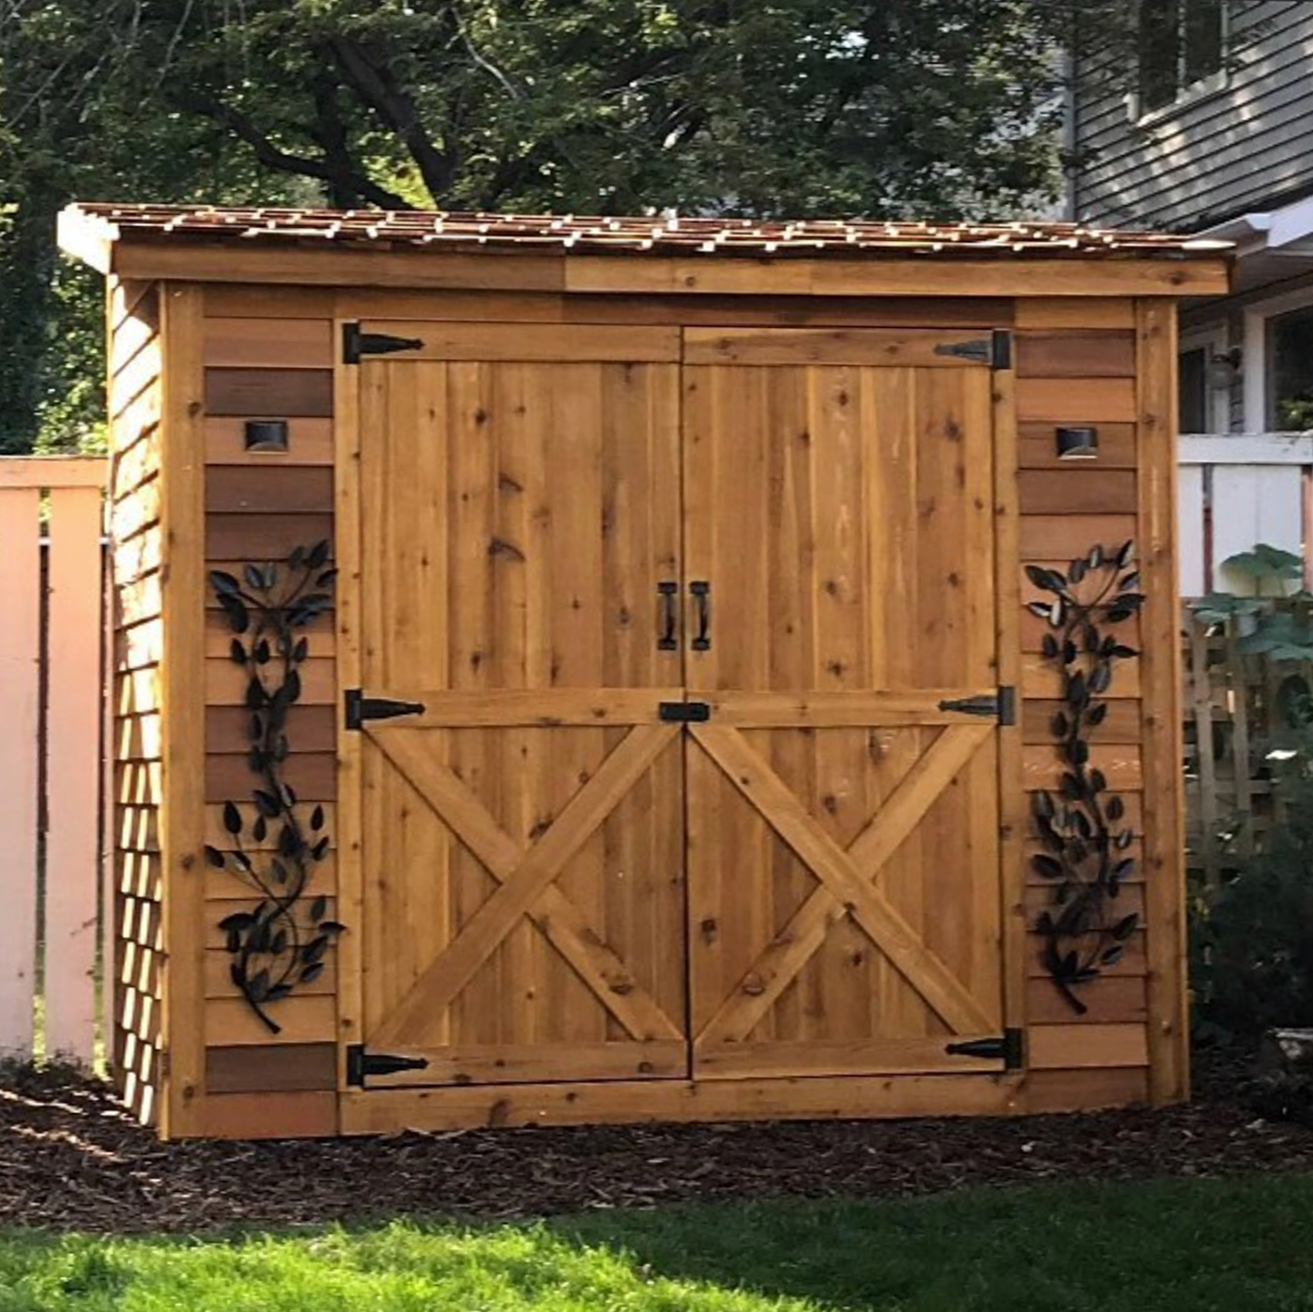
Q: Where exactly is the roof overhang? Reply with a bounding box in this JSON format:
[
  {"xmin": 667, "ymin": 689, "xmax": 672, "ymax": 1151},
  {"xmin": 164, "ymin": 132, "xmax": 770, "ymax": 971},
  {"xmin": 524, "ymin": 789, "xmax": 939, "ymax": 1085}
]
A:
[
  {"xmin": 1195, "ymin": 194, "xmax": 1313, "ymax": 294},
  {"xmin": 58, "ymin": 203, "xmax": 1233, "ymax": 299}
]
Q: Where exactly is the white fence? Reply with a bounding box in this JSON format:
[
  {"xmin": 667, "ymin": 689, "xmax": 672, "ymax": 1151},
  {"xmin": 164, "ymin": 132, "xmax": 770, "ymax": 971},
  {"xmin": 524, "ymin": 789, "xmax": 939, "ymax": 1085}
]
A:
[
  {"xmin": 0, "ymin": 458, "xmax": 107, "ymax": 1066},
  {"xmin": 1179, "ymin": 434, "xmax": 1313, "ymax": 597}
]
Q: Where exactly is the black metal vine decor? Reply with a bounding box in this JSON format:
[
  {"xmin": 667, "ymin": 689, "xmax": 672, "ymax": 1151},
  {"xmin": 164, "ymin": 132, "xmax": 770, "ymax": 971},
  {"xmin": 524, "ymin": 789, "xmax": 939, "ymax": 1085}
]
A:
[
  {"xmin": 1027, "ymin": 541, "xmax": 1142, "ymax": 1014},
  {"xmin": 205, "ymin": 540, "xmax": 342, "ymax": 1034}
]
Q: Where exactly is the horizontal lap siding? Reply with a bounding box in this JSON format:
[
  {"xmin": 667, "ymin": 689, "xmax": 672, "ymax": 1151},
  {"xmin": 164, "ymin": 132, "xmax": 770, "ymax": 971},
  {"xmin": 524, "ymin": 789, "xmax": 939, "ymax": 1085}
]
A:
[
  {"xmin": 1012, "ymin": 301, "xmax": 1152, "ymax": 1110},
  {"xmin": 1073, "ymin": 5, "xmax": 1313, "ymax": 229},
  {"xmin": 199, "ymin": 289, "xmax": 339, "ymax": 1127},
  {"xmin": 109, "ymin": 281, "xmax": 164, "ymax": 1127}
]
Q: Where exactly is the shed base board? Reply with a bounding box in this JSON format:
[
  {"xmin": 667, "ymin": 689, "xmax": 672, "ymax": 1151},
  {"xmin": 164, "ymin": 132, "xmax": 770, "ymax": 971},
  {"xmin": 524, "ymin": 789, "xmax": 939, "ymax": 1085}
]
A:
[{"xmin": 334, "ymin": 1070, "xmax": 1150, "ymax": 1135}]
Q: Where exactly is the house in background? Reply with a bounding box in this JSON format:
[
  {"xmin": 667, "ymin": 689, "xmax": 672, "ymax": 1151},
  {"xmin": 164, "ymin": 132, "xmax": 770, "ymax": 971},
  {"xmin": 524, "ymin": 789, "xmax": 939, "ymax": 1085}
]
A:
[{"xmin": 1070, "ymin": 0, "xmax": 1313, "ymax": 593}]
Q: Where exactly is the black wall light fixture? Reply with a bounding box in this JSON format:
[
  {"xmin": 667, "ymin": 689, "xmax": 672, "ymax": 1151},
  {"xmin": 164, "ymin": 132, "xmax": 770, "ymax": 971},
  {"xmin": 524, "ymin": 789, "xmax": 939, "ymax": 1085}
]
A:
[
  {"xmin": 1056, "ymin": 426, "xmax": 1099, "ymax": 460},
  {"xmin": 244, "ymin": 419, "xmax": 290, "ymax": 453}
]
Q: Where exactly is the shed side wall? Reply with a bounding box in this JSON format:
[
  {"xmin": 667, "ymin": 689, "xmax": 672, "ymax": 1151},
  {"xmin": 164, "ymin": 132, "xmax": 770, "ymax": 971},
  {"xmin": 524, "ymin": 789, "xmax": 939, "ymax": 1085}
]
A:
[
  {"xmin": 1012, "ymin": 296, "xmax": 1174, "ymax": 1110},
  {"xmin": 194, "ymin": 291, "xmax": 340, "ymax": 1137},
  {"xmin": 108, "ymin": 279, "xmax": 165, "ymax": 1126}
]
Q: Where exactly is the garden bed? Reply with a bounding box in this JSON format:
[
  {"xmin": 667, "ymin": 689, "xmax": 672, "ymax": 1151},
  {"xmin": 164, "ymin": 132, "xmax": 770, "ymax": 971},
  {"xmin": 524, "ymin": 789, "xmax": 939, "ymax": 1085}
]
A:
[{"xmin": 2, "ymin": 1049, "xmax": 1311, "ymax": 1234}]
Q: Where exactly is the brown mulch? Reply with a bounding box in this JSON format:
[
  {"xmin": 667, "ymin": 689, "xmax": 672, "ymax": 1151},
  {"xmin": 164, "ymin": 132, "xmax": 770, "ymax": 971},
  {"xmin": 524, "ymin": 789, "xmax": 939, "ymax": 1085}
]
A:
[{"xmin": 2, "ymin": 1048, "xmax": 1311, "ymax": 1234}]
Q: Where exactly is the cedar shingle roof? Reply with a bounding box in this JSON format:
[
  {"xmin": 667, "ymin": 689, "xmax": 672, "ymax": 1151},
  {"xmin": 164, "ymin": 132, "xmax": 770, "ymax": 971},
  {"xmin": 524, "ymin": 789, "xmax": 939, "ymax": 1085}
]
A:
[{"xmin": 64, "ymin": 203, "xmax": 1232, "ymax": 261}]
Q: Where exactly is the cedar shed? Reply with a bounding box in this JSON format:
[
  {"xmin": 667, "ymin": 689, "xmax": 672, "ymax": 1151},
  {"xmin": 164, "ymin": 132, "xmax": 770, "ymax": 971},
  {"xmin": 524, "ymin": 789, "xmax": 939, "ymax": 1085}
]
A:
[{"xmin": 60, "ymin": 203, "xmax": 1231, "ymax": 1140}]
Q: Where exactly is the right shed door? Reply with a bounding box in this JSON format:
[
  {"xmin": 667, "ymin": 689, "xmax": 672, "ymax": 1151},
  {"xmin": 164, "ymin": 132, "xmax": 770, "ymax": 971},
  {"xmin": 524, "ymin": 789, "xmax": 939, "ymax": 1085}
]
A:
[{"xmin": 681, "ymin": 330, "xmax": 1006, "ymax": 1079}]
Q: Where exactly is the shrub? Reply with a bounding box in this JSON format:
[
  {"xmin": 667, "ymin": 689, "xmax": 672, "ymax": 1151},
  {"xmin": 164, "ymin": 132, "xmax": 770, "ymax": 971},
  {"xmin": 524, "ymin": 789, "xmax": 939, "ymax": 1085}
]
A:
[{"xmin": 1191, "ymin": 740, "xmax": 1313, "ymax": 1040}]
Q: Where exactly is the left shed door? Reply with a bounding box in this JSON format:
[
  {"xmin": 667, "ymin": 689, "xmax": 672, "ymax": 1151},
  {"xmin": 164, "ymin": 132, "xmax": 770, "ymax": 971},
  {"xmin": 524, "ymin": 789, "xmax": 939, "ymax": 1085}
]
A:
[{"xmin": 351, "ymin": 324, "xmax": 689, "ymax": 1088}]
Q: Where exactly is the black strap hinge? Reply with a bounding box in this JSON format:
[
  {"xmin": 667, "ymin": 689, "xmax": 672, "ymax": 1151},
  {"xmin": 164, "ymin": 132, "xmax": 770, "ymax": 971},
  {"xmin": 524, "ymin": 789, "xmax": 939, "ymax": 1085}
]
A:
[
  {"xmin": 659, "ymin": 700, "xmax": 711, "ymax": 723},
  {"xmin": 933, "ymin": 329, "xmax": 1011, "ymax": 369},
  {"xmin": 346, "ymin": 1044, "xmax": 431, "ymax": 1087},
  {"xmin": 938, "ymin": 687, "xmax": 1015, "ymax": 725},
  {"xmin": 344, "ymin": 689, "xmax": 427, "ymax": 730},
  {"xmin": 342, "ymin": 322, "xmax": 426, "ymax": 364},
  {"xmin": 946, "ymin": 1028, "xmax": 1024, "ymax": 1070}
]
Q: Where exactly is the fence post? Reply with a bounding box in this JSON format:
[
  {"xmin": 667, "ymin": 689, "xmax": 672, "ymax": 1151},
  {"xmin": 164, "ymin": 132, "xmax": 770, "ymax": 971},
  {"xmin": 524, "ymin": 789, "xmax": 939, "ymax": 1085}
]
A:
[
  {"xmin": 43, "ymin": 485, "xmax": 105, "ymax": 1064},
  {"xmin": 0, "ymin": 488, "xmax": 41, "ymax": 1058}
]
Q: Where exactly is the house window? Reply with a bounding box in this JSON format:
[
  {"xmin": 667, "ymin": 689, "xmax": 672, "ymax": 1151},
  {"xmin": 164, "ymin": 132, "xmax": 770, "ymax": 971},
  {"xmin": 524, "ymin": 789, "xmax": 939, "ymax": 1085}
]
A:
[
  {"xmin": 1139, "ymin": 0, "xmax": 1224, "ymax": 113},
  {"xmin": 1269, "ymin": 307, "xmax": 1313, "ymax": 432},
  {"xmin": 1179, "ymin": 347, "xmax": 1208, "ymax": 434}
]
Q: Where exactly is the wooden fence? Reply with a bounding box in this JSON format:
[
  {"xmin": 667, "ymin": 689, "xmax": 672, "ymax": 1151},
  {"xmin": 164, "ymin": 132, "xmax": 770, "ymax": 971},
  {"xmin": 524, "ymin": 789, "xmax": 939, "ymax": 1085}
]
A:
[
  {"xmin": 0, "ymin": 458, "xmax": 107, "ymax": 1065},
  {"xmin": 1179, "ymin": 434, "xmax": 1313, "ymax": 595}
]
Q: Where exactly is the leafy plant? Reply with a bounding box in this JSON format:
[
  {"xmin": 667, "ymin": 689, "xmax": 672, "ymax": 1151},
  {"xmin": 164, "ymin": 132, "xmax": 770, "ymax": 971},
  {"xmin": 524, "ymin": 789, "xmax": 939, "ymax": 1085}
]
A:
[
  {"xmin": 1189, "ymin": 545, "xmax": 1313, "ymax": 660},
  {"xmin": 205, "ymin": 540, "xmax": 341, "ymax": 1034},
  {"xmin": 1191, "ymin": 737, "xmax": 1313, "ymax": 1041},
  {"xmin": 1026, "ymin": 541, "xmax": 1142, "ymax": 1014}
]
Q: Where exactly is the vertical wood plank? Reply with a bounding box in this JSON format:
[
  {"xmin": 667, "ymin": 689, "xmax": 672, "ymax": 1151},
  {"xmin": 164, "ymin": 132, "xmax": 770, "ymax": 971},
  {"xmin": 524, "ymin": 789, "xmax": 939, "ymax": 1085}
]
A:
[
  {"xmin": 43, "ymin": 486, "xmax": 105, "ymax": 1062},
  {"xmin": 0, "ymin": 489, "xmax": 41, "ymax": 1057},
  {"xmin": 1136, "ymin": 299, "xmax": 1188, "ymax": 1106},
  {"xmin": 159, "ymin": 284, "xmax": 208, "ymax": 1137},
  {"xmin": 1225, "ymin": 621, "xmax": 1253, "ymax": 860},
  {"xmin": 333, "ymin": 321, "xmax": 363, "ymax": 1093},
  {"xmin": 1188, "ymin": 618, "xmax": 1219, "ymax": 890},
  {"xmin": 992, "ymin": 365, "xmax": 1028, "ymax": 1044},
  {"xmin": 101, "ymin": 540, "xmax": 117, "ymax": 1075}
]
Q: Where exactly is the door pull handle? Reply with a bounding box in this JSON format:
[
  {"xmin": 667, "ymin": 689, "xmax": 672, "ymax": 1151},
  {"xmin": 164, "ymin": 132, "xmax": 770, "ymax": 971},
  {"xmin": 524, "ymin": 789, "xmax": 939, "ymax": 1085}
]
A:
[
  {"xmin": 691, "ymin": 581, "xmax": 711, "ymax": 651},
  {"xmin": 657, "ymin": 582, "xmax": 679, "ymax": 651}
]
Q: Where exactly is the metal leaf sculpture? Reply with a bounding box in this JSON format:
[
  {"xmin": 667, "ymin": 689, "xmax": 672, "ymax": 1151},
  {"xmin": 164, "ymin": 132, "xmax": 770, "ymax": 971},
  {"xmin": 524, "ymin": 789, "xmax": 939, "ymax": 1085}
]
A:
[
  {"xmin": 1027, "ymin": 541, "xmax": 1141, "ymax": 1014},
  {"xmin": 204, "ymin": 540, "xmax": 341, "ymax": 1033}
]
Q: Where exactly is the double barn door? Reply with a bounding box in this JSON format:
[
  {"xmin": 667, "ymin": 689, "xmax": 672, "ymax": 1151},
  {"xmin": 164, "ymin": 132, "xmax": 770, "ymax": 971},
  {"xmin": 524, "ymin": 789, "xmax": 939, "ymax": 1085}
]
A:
[{"xmin": 348, "ymin": 321, "xmax": 1007, "ymax": 1093}]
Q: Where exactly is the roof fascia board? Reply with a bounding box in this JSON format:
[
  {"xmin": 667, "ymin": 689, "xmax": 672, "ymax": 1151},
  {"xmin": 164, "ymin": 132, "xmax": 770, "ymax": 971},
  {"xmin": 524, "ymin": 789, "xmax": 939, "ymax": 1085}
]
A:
[{"xmin": 102, "ymin": 241, "xmax": 1231, "ymax": 298}]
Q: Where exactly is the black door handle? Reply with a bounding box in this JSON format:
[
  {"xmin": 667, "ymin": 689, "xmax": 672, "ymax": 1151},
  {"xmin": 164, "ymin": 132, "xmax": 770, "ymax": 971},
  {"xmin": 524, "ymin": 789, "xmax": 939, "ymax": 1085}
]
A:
[
  {"xmin": 691, "ymin": 581, "xmax": 711, "ymax": 651},
  {"xmin": 657, "ymin": 582, "xmax": 678, "ymax": 651}
]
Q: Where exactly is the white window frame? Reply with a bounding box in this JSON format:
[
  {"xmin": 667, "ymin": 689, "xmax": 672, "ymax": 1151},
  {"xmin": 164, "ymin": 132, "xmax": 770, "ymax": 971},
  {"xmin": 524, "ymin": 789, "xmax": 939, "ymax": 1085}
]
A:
[
  {"xmin": 1179, "ymin": 325, "xmax": 1231, "ymax": 434},
  {"xmin": 1243, "ymin": 287, "xmax": 1313, "ymax": 434}
]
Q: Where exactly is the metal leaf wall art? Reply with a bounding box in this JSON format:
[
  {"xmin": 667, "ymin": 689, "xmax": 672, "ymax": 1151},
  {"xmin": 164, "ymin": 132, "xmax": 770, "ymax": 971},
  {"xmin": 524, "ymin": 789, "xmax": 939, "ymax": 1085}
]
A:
[
  {"xmin": 205, "ymin": 540, "xmax": 341, "ymax": 1034},
  {"xmin": 1027, "ymin": 541, "xmax": 1142, "ymax": 1014}
]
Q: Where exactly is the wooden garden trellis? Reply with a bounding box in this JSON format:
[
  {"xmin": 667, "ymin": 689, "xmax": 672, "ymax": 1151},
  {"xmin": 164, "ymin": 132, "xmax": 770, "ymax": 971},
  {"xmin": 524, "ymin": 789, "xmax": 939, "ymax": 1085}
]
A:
[{"xmin": 1183, "ymin": 599, "xmax": 1313, "ymax": 887}]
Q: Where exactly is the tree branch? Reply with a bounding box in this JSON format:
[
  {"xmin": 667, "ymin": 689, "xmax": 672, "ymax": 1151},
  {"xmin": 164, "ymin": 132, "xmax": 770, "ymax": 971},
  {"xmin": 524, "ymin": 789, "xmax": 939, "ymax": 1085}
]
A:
[
  {"xmin": 327, "ymin": 35, "xmax": 455, "ymax": 202},
  {"xmin": 178, "ymin": 91, "xmax": 412, "ymax": 210}
]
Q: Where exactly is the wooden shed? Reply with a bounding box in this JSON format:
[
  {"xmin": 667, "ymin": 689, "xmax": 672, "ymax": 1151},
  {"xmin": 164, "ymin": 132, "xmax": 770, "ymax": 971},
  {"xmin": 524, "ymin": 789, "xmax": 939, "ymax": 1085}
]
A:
[{"xmin": 59, "ymin": 203, "xmax": 1231, "ymax": 1139}]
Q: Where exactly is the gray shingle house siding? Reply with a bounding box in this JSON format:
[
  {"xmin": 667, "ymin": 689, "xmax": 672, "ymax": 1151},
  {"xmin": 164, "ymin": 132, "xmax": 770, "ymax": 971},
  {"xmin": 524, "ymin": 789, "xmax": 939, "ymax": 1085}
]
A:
[{"xmin": 1073, "ymin": 2, "xmax": 1313, "ymax": 231}]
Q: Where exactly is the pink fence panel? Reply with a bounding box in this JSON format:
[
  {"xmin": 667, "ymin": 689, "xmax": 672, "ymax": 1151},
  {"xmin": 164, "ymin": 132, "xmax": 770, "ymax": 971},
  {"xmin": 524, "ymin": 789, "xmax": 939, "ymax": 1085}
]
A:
[{"xmin": 0, "ymin": 458, "xmax": 107, "ymax": 1065}]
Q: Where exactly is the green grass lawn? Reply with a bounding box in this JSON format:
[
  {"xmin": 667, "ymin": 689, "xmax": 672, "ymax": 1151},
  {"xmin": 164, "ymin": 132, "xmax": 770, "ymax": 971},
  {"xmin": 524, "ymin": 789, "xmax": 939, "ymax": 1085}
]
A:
[{"xmin": 3, "ymin": 1174, "xmax": 1313, "ymax": 1312}]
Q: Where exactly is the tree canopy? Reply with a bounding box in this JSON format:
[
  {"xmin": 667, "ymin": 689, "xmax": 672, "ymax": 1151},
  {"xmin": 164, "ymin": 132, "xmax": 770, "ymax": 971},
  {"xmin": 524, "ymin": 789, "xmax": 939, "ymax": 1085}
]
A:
[{"xmin": 0, "ymin": 0, "xmax": 1133, "ymax": 449}]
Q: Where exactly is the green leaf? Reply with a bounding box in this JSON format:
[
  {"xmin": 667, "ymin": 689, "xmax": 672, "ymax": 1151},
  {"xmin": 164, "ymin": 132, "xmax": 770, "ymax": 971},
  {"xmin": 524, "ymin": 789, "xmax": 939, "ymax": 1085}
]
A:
[{"xmin": 223, "ymin": 802, "xmax": 243, "ymax": 835}]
